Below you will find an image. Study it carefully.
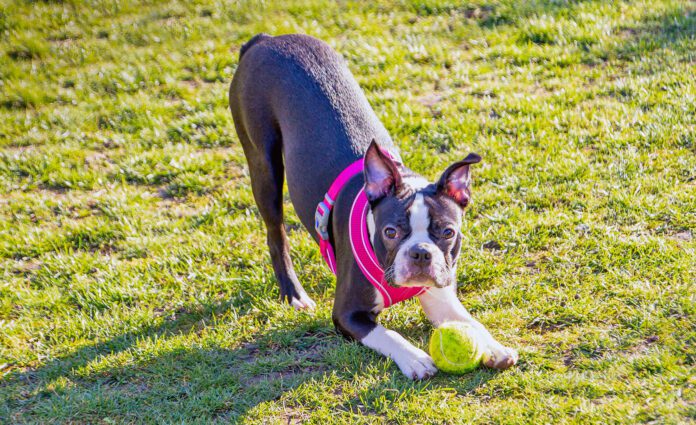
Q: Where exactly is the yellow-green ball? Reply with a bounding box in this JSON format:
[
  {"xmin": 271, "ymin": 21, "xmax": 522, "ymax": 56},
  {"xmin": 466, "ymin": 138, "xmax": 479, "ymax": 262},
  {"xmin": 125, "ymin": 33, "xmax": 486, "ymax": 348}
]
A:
[{"xmin": 429, "ymin": 322, "xmax": 483, "ymax": 374}]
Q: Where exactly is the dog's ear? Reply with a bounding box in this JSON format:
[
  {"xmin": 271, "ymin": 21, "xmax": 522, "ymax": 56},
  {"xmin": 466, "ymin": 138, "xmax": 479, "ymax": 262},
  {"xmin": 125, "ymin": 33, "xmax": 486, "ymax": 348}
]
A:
[
  {"xmin": 363, "ymin": 140, "xmax": 402, "ymax": 202},
  {"xmin": 436, "ymin": 153, "xmax": 481, "ymax": 208}
]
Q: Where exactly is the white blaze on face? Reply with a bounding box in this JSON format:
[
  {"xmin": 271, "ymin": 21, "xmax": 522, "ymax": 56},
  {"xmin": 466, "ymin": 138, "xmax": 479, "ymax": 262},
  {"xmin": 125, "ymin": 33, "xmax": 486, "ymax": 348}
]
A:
[
  {"xmin": 394, "ymin": 193, "xmax": 445, "ymax": 286},
  {"xmin": 408, "ymin": 194, "xmax": 430, "ymax": 239}
]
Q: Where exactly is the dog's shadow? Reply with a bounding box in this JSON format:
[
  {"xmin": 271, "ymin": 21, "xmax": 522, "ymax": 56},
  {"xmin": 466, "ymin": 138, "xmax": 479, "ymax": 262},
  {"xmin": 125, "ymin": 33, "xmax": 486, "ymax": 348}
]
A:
[{"xmin": 1, "ymin": 301, "xmax": 497, "ymax": 423}]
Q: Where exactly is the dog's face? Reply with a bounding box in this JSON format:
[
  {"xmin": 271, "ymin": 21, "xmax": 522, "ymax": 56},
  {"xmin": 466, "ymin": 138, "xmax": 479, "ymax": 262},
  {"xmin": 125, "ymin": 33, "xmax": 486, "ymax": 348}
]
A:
[{"xmin": 363, "ymin": 142, "xmax": 480, "ymax": 288}]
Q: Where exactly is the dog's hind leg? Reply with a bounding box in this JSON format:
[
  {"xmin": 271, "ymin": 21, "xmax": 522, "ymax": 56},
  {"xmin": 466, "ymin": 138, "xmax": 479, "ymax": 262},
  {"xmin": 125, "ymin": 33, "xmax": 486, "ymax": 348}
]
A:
[{"xmin": 235, "ymin": 123, "xmax": 316, "ymax": 310}]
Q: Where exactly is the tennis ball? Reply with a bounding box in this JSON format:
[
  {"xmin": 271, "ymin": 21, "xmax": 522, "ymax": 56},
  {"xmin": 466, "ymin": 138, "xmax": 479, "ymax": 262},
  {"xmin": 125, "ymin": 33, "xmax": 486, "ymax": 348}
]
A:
[{"xmin": 429, "ymin": 321, "xmax": 483, "ymax": 374}]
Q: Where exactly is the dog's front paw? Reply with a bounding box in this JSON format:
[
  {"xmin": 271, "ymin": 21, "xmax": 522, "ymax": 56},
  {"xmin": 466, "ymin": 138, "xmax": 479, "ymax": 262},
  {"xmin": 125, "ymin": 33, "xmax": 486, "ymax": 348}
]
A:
[
  {"xmin": 290, "ymin": 291, "xmax": 316, "ymax": 310},
  {"xmin": 393, "ymin": 348, "xmax": 438, "ymax": 380},
  {"xmin": 482, "ymin": 344, "xmax": 518, "ymax": 370}
]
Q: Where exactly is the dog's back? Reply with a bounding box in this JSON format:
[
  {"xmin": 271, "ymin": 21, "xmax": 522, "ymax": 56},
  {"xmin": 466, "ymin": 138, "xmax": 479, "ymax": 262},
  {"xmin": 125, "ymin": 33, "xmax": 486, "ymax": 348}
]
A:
[
  {"xmin": 230, "ymin": 33, "xmax": 396, "ymax": 230},
  {"xmin": 228, "ymin": 34, "xmax": 398, "ymax": 309}
]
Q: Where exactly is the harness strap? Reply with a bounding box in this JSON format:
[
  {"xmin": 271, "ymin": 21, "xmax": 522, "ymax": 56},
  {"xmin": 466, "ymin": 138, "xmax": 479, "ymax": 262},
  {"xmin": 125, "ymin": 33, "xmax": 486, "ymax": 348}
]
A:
[
  {"xmin": 315, "ymin": 159, "xmax": 364, "ymax": 273},
  {"xmin": 314, "ymin": 156, "xmax": 427, "ymax": 307}
]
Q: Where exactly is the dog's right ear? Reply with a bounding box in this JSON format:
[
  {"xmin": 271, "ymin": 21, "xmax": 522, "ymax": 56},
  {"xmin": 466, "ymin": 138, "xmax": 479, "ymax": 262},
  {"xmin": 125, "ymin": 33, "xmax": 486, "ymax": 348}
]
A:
[{"xmin": 363, "ymin": 140, "xmax": 402, "ymax": 202}]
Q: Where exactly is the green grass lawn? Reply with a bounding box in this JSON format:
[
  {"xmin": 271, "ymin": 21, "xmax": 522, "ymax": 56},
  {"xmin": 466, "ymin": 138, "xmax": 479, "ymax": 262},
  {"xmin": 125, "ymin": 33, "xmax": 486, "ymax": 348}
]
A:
[{"xmin": 1, "ymin": 0, "xmax": 694, "ymax": 423}]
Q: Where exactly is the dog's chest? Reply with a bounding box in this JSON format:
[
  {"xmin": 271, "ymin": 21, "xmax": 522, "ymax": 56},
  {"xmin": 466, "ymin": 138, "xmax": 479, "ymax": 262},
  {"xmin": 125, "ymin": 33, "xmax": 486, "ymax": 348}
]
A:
[{"xmin": 371, "ymin": 288, "xmax": 385, "ymax": 314}]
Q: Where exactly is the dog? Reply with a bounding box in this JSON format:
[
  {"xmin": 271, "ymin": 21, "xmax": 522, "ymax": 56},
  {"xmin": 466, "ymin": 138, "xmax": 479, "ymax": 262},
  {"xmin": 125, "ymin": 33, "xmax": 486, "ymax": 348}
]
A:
[{"xmin": 229, "ymin": 34, "xmax": 517, "ymax": 379}]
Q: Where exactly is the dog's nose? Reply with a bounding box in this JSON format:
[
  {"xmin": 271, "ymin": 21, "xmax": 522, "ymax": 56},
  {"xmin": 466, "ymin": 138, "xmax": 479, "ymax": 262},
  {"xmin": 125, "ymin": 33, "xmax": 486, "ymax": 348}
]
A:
[{"xmin": 408, "ymin": 243, "xmax": 432, "ymax": 266}]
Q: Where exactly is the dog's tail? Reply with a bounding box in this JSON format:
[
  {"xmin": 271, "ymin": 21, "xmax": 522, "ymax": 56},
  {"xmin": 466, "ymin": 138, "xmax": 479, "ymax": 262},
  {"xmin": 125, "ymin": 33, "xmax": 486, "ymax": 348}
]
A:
[{"xmin": 239, "ymin": 33, "xmax": 271, "ymax": 60}]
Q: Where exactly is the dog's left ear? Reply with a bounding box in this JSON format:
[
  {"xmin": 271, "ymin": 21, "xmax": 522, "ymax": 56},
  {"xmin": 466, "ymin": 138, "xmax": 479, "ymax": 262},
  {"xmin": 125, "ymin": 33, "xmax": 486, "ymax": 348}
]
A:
[{"xmin": 436, "ymin": 153, "xmax": 482, "ymax": 208}]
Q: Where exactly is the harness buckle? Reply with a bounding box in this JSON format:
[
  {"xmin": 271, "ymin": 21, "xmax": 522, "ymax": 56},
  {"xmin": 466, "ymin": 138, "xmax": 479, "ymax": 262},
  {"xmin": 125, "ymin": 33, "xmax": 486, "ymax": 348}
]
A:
[{"xmin": 315, "ymin": 200, "xmax": 331, "ymax": 241}]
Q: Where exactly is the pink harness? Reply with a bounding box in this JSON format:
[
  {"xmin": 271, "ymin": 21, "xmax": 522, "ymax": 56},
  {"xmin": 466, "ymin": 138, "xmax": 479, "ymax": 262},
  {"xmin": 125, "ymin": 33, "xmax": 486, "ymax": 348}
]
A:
[{"xmin": 314, "ymin": 158, "xmax": 427, "ymax": 307}]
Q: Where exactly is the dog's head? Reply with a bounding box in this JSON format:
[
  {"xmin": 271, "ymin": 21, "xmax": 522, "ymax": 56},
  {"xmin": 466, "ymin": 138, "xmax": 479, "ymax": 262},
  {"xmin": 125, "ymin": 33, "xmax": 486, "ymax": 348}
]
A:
[{"xmin": 363, "ymin": 141, "xmax": 481, "ymax": 288}]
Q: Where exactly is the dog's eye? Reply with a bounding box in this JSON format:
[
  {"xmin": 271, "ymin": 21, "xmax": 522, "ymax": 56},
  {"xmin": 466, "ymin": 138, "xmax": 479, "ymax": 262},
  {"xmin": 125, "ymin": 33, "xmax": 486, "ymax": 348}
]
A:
[
  {"xmin": 383, "ymin": 227, "xmax": 398, "ymax": 239},
  {"xmin": 442, "ymin": 228, "xmax": 456, "ymax": 239}
]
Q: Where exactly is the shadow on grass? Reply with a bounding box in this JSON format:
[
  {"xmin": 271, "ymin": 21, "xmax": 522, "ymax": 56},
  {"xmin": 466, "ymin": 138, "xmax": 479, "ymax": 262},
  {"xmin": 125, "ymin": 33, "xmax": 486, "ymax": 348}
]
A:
[
  {"xmin": 407, "ymin": 0, "xmax": 598, "ymax": 27},
  {"xmin": 0, "ymin": 299, "xmax": 241, "ymax": 421},
  {"xmin": 603, "ymin": 5, "xmax": 695, "ymax": 63},
  {"xmin": 0, "ymin": 300, "xmax": 497, "ymax": 423}
]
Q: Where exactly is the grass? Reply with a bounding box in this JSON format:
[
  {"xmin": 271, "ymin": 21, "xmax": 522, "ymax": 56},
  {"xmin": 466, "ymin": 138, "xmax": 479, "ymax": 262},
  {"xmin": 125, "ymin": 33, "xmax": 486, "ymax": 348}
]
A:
[{"xmin": 0, "ymin": 0, "xmax": 694, "ymax": 423}]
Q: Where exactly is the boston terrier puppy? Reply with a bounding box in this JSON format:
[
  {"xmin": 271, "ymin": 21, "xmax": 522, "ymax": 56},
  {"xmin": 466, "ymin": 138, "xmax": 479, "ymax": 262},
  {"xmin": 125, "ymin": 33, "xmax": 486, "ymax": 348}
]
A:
[{"xmin": 229, "ymin": 33, "xmax": 517, "ymax": 379}]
